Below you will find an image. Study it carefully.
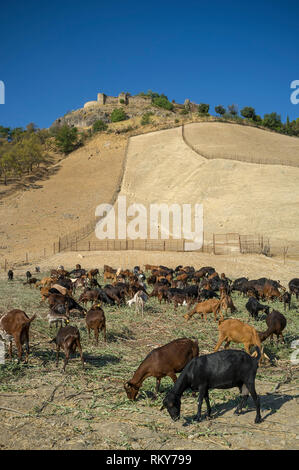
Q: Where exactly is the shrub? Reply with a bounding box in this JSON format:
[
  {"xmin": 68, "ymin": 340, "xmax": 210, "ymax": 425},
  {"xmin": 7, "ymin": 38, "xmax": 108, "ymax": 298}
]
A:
[
  {"xmin": 141, "ymin": 113, "xmax": 153, "ymax": 125},
  {"xmin": 215, "ymin": 105, "xmax": 226, "ymax": 116},
  {"xmin": 119, "ymin": 99, "xmax": 125, "ymax": 104},
  {"xmin": 180, "ymin": 109, "xmax": 189, "ymax": 115},
  {"xmin": 241, "ymin": 106, "xmax": 256, "ymax": 120},
  {"xmin": 262, "ymin": 112, "xmax": 283, "ymax": 131},
  {"xmin": 152, "ymin": 95, "xmax": 174, "ymax": 111},
  {"xmin": 92, "ymin": 120, "xmax": 108, "ymax": 133},
  {"xmin": 198, "ymin": 103, "xmax": 210, "ymax": 115},
  {"xmin": 110, "ymin": 108, "xmax": 127, "ymax": 122}
]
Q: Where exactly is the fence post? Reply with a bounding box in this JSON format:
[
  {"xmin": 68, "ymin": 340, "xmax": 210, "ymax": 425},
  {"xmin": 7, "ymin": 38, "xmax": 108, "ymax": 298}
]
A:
[
  {"xmin": 58, "ymin": 237, "xmax": 61, "ymax": 253},
  {"xmin": 26, "ymin": 252, "xmax": 28, "ymax": 263},
  {"xmin": 89, "ymin": 241, "xmax": 91, "ymax": 251},
  {"xmin": 213, "ymin": 234, "xmax": 215, "ymax": 255},
  {"xmin": 238, "ymin": 235, "xmax": 241, "ymax": 253},
  {"xmin": 4, "ymin": 258, "xmax": 7, "ymax": 272}
]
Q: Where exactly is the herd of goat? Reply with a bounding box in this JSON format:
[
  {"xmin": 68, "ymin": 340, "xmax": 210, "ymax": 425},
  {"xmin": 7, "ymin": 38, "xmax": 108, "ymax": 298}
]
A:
[{"xmin": 1, "ymin": 262, "xmax": 298, "ymax": 424}]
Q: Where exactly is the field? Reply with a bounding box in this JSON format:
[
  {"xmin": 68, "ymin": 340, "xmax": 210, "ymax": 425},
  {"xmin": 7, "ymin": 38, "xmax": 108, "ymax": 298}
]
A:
[{"xmin": 0, "ymin": 268, "xmax": 298, "ymax": 450}]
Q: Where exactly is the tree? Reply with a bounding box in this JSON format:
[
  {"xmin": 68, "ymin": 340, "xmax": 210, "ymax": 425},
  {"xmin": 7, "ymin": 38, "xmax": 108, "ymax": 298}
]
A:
[
  {"xmin": 198, "ymin": 103, "xmax": 210, "ymax": 115},
  {"xmin": 110, "ymin": 108, "xmax": 127, "ymax": 122},
  {"xmin": 54, "ymin": 124, "xmax": 79, "ymax": 154},
  {"xmin": 227, "ymin": 104, "xmax": 238, "ymax": 116},
  {"xmin": 240, "ymin": 106, "xmax": 256, "ymax": 120},
  {"xmin": 215, "ymin": 105, "xmax": 225, "ymax": 117},
  {"xmin": 0, "ymin": 126, "xmax": 11, "ymax": 140},
  {"xmin": 262, "ymin": 112, "xmax": 282, "ymax": 131},
  {"xmin": 0, "ymin": 143, "xmax": 14, "ymax": 184}
]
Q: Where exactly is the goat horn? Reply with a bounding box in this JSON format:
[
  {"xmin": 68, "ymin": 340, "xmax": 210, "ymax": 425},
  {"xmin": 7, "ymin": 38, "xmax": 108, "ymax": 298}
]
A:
[{"xmin": 160, "ymin": 405, "xmax": 165, "ymax": 411}]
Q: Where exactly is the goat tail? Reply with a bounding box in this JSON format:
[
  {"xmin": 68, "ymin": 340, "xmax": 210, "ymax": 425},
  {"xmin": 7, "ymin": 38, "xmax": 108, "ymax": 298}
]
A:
[{"xmin": 27, "ymin": 314, "xmax": 37, "ymax": 324}]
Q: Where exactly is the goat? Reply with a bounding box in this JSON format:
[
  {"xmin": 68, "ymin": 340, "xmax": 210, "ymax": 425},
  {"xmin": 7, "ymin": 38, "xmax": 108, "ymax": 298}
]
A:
[
  {"xmin": 245, "ymin": 297, "xmax": 270, "ymax": 320},
  {"xmin": 214, "ymin": 318, "xmax": 266, "ymax": 364},
  {"xmin": 47, "ymin": 310, "xmax": 69, "ymax": 329},
  {"xmin": 161, "ymin": 348, "xmax": 262, "ymax": 424},
  {"xmin": 258, "ymin": 310, "xmax": 287, "ymax": 344},
  {"xmin": 184, "ymin": 299, "xmax": 223, "ymax": 322},
  {"xmin": 85, "ymin": 305, "xmax": 106, "ymax": 344},
  {"xmin": 0, "ymin": 310, "xmax": 36, "ymax": 362},
  {"xmin": 7, "ymin": 269, "xmax": 14, "ymax": 281},
  {"xmin": 124, "ymin": 338, "xmax": 199, "ymax": 400},
  {"xmin": 127, "ymin": 290, "xmax": 148, "ymax": 315},
  {"xmin": 281, "ymin": 292, "xmax": 291, "ymax": 311},
  {"xmin": 50, "ymin": 325, "xmax": 84, "ymax": 372}
]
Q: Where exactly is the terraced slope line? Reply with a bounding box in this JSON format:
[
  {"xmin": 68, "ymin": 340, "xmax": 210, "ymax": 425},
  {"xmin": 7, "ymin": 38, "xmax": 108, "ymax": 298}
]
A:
[{"xmin": 183, "ymin": 122, "xmax": 299, "ymax": 167}]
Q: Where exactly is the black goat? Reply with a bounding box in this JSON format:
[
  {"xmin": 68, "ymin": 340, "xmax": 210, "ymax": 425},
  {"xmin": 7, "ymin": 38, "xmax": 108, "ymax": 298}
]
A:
[
  {"xmin": 161, "ymin": 348, "xmax": 262, "ymax": 424},
  {"xmin": 8, "ymin": 270, "xmax": 13, "ymax": 281},
  {"xmin": 281, "ymin": 292, "xmax": 291, "ymax": 311},
  {"xmin": 245, "ymin": 297, "xmax": 270, "ymax": 320}
]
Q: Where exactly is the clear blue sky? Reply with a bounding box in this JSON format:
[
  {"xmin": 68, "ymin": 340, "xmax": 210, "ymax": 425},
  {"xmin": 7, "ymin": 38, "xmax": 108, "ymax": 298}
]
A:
[{"xmin": 0, "ymin": 0, "xmax": 298, "ymax": 129}]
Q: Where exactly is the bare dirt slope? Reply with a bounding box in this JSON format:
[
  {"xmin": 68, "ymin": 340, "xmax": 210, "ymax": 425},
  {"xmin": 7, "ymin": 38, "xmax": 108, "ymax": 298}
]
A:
[
  {"xmin": 0, "ymin": 133, "xmax": 127, "ymax": 263},
  {"xmin": 107, "ymin": 125, "xmax": 299, "ymax": 243},
  {"xmin": 183, "ymin": 122, "xmax": 299, "ymax": 166}
]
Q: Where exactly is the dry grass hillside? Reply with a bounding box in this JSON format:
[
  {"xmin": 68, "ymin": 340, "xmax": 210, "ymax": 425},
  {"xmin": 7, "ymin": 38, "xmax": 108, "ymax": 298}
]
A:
[
  {"xmin": 1, "ymin": 119, "xmax": 299, "ymax": 267},
  {"xmin": 0, "ymin": 133, "xmax": 127, "ymax": 264},
  {"xmin": 183, "ymin": 122, "xmax": 299, "ymax": 166},
  {"xmin": 99, "ymin": 124, "xmax": 299, "ymax": 245}
]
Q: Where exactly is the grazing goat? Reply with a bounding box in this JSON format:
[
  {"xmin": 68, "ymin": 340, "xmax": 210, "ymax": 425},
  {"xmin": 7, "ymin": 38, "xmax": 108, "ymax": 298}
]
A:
[
  {"xmin": 258, "ymin": 310, "xmax": 287, "ymax": 344},
  {"xmin": 50, "ymin": 325, "xmax": 84, "ymax": 372},
  {"xmin": 85, "ymin": 305, "xmax": 106, "ymax": 344},
  {"xmin": 245, "ymin": 297, "xmax": 270, "ymax": 320},
  {"xmin": 184, "ymin": 299, "xmax": 223, "ymax": 322},
  {"xmin": 161, "ymin": 348, "xmax": 262, "ymax": 424},
  {"xmin": 281, "ymin": 292, "xmax": 291, "ymax": 311},
  {"xmin": 214, "ymin": 318, "xmax": 266, "ymax": 364},
  {"xmin": 47, "ymin": 311, "xmax": 69, "ymax": 329},
  {"xmin": 0, "ymin": 310, "xmax": 36, "ymax": 362},
  {"xmin": 127, "ymin": 290, "xmax": 148, "ymax": 315},
  {"xmin": 124, "ymin": 338, "xmax": 199, "ymax": 400},
  {"xmin": 220, "ymin": 291, "xmax": 236, "ymax": 314},
  {"xmin": 289, "ymin": 278, "xmax": 299, "ymax": 300},
  {"xmin": 8, "ymin": 269, "xmax": 14, "ymax": 281}
]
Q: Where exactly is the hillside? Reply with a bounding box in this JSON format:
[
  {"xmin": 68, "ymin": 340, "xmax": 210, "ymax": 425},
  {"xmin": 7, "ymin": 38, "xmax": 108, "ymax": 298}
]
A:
[
  {"xmin": 1, "ymin": 119, "xmax": 299, "ymax": 266},
  {"xmin": 0, "ymin": 132, "xmax": 127, "ymax": 264},
  {"xmin": 93, "ymin": 124, "xmax": 299, "ymax": 244}
]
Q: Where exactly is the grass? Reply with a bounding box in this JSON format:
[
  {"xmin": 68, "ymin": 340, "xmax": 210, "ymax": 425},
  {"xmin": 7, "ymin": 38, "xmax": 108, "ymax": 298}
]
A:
[{"xmin": 0, "ymin": 270, "xmax": 298, "ymax": 449}]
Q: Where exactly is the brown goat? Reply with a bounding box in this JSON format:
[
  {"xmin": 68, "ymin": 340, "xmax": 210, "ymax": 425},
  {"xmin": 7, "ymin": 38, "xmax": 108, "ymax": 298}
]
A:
[
  {"xmin": 124, "ymin": 338, "xmax": 199, "ymax": 400},
  {"xmin": 258, "ymin": 310, "xmax": 287, "ymax": 344},
  {"xmin": 50, "ymin": 325, "xmax": 84, "ymax": 372},
  {"xmin": 85, "ymin": 305, "xmax": 106, "ymax": 344},
  {"xmin": 214, "ymin": 318, "xmax": 265, "ymax": 364},
  {"xmin": 184, "ymin": 299, "xmax": 223, "ymax": 322},
  {"xmin": 0, "ymin": 310, "xmax": 36, "ymax": 362}
]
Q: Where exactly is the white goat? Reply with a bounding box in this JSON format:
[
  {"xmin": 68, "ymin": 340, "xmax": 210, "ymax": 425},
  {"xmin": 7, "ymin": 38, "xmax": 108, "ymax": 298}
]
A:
[{"xmin": 127, "ymin": 290, "xmax": 148, "ymax": 316}]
